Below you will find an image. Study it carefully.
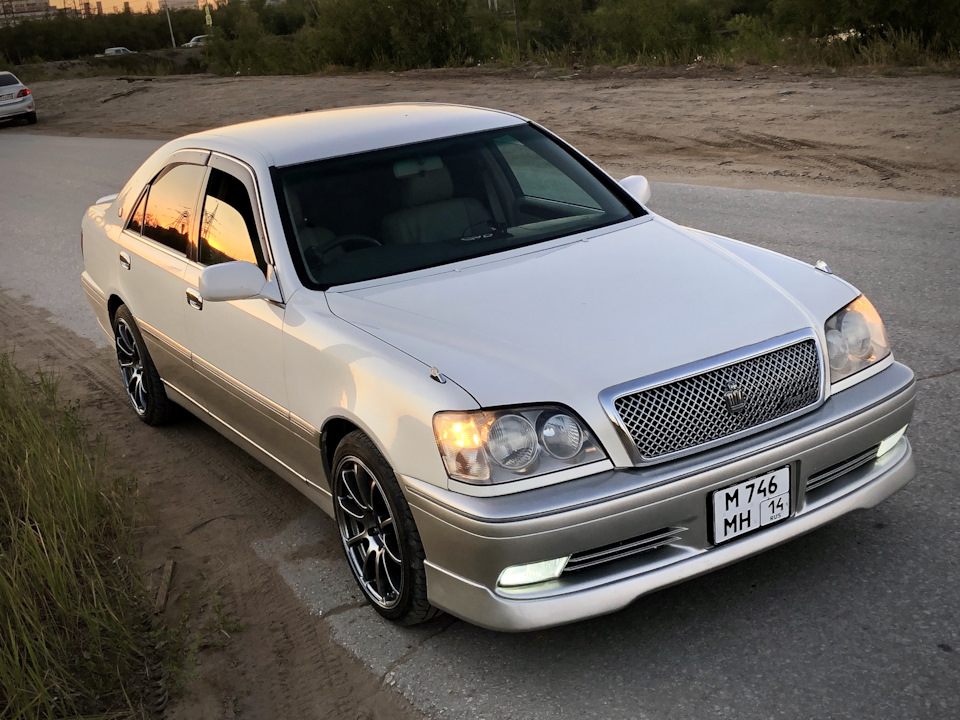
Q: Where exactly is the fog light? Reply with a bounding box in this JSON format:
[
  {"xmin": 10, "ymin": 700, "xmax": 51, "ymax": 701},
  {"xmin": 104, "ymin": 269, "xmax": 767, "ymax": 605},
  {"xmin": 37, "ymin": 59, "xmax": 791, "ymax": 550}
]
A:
[
  {"xmin": 498, "ymin": 557, "xmax": 569, "ymax": 587},
  {"xmin": 877, "ymin": 425, "xmax": 908, "ymax": 458}
]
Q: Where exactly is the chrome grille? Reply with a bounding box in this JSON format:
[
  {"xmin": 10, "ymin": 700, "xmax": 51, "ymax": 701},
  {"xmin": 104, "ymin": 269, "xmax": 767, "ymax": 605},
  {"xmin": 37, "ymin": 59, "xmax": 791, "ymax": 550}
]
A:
[{"xmin": 613, "ymin": 339, "xmax": 821, "ymax": 462}]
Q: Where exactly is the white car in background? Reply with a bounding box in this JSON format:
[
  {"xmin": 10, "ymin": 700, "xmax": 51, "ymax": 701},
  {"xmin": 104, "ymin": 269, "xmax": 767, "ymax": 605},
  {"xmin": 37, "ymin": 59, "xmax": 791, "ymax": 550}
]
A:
[
  {"xmin": 95, "ymin": 47, "xmax": 136, "ymax": 58},
  {"xmin": 0, "ymin": 71, "xmax": 36, "ymax": 125},
  {"xmin": 182, "ymin": 35, "xmax": 210, "ymax": 48},
  {"xmin": 80, "ymin": 104, "xmax": 916, "ymax": 631}
]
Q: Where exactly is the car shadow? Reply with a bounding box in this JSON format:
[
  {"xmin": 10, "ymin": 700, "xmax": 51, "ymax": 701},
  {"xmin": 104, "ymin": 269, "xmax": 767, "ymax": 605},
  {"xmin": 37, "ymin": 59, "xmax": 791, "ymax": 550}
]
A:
[{"xmin": 0, "ymin": 116, "xmax": 36, "ymax": 130}]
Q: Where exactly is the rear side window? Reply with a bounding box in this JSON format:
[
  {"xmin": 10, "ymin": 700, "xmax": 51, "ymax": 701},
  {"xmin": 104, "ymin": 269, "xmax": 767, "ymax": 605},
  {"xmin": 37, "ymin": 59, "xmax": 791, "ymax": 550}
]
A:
[
  {"xmin": 140, "ymin": 164, "xmax": 207, "ymax": 255},
  {"xmin": 198, "ymin": 168, "xmax": 264, "ymax": 270}
]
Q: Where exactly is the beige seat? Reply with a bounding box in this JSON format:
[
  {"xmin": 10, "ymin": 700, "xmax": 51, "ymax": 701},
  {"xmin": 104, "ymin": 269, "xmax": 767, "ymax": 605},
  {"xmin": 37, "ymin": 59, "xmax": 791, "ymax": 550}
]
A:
[{"xmin": 381, "ymin": 165, "xmax": 491, "ymax": 245}]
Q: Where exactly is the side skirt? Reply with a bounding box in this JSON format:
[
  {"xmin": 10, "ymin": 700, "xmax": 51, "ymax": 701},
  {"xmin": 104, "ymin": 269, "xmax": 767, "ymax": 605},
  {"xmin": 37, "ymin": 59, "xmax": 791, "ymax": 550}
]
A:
[{"xmin": 164, "ymin": 383, "xmax": 335, "ymax": 518}]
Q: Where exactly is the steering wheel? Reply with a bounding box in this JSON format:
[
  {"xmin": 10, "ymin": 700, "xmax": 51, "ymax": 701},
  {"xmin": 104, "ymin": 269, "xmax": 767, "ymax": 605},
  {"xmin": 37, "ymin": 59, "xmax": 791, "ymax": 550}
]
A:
[
  {"xmin": 321, "ymin": 234, "xmax": 382, "ymax": 258},
  {"xmin": 460, "ymin": 220, "xmax": 509, "ymax": 242}
]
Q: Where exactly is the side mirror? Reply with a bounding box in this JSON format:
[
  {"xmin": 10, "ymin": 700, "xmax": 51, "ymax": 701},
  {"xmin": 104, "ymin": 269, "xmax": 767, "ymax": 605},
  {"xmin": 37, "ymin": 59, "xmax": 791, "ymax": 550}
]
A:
[
  {"xmin": 200, "ymin": 261, "xmax": 268, "ymax": 302},
  {"xmin": 620, "ymin": 175, "xmax": 652, "ymax": 206}
]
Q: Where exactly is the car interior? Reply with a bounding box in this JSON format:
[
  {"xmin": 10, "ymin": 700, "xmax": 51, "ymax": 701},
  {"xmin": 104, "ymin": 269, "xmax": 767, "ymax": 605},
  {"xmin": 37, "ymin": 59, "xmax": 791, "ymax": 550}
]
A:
[{"xmin": 277, "ymin": 124, "xmax": 639, "ymax": 288}]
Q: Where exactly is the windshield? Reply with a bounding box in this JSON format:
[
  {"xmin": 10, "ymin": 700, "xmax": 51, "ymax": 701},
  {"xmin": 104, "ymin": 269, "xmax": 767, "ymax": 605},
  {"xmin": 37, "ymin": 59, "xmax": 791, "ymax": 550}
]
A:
[
  {"xmin": 0, "ymin": 74, "xmax": 20, "ymax": 87},
  {"xmin": 274, "ymin": 124, "xmax": 642, "ymax": 288}
]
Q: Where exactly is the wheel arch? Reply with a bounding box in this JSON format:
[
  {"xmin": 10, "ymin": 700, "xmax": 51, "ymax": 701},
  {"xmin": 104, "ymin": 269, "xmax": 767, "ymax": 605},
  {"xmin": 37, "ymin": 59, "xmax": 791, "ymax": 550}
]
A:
[
  {"xmin": 107, "ymin": 294, "xmax": 125, "ymax": 324},
  {"xmin": 320, "ymin": 417, "xmax": 362, "ymax": 481}
]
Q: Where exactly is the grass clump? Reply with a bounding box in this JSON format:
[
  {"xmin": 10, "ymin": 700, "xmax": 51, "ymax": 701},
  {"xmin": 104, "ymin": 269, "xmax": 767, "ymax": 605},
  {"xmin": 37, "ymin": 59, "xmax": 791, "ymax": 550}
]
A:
[{"xmin": 0, "ymin": 354, "xmax": 159, "ymax": 719}]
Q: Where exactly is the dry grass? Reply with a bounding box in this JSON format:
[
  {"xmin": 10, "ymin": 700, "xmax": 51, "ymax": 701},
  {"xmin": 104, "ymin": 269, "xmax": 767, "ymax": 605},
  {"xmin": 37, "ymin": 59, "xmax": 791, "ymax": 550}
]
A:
[{"xmin": 0, "ymin": 354, "xmax": 159, "ymax": 719}]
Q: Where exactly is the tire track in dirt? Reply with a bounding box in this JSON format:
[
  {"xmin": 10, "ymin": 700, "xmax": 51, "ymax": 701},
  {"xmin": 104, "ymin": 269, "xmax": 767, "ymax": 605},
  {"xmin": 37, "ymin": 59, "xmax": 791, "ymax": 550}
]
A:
[
  {"xmin": 694, "ymin": 130, "xmax": 826, "ymax": 152},
  {"xmin": 0, "ymin": 289, "xmax": 426, "ymax": 720}
]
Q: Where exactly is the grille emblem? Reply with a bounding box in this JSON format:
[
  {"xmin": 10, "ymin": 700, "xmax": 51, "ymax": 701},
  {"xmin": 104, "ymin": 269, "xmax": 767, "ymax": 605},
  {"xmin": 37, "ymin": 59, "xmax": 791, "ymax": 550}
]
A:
[{"xmin": 723, "ymin": 382, "xmax": 747, "ymax": 414}]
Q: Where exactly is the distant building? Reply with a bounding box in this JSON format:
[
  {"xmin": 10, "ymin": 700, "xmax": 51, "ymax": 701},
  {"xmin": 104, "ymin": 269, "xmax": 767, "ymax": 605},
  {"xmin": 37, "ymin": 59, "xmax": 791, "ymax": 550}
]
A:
[
  {"xmin": 0, "ymin": 0, "xmax": 56, "ymax": 26},
  {"xmin": 159, "ymin": 0, "xmax": 197, "ymax": 9}
]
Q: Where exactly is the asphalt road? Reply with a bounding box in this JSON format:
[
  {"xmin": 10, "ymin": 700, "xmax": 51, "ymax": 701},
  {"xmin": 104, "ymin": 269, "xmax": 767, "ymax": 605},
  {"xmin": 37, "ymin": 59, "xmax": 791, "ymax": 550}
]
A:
[{"xmin": 2, "ymin": 133, "xmax": 959, "ymax": 720}]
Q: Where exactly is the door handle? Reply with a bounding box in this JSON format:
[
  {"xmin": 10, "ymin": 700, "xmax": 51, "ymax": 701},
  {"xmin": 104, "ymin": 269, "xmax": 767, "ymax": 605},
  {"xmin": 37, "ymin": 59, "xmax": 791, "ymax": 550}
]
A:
[
  {"xmin": 119, "ymin": 251, "xmax": 131, "ymax": 270},
  {"xmin": 186, "ymin": 288, "xmax": 203, "ymax": 311}
]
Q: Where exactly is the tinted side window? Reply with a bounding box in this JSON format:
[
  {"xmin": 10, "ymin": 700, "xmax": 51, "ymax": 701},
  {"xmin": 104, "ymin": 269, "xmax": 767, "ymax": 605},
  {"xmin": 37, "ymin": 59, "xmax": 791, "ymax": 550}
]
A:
[
  {"xmin": 141, "ymin": 164, "xmax": 207, "ymax": 255},
  {"xmin": 198, "ymin": 168, "xmax": 264, "ymax": 269}
]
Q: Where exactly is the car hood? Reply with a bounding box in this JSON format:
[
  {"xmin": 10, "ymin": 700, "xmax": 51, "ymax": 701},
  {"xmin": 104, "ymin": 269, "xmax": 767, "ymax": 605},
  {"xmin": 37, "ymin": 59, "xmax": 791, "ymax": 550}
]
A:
[{"xmin": 325, "ymin": 217, "xmax": 834, "ymax": 409}]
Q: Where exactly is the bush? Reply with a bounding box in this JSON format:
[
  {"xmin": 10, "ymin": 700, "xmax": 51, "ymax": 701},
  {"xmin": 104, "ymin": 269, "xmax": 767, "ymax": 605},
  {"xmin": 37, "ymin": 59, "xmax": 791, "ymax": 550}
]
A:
[{"xmin": 3, "ymin": 0, "xmax": 959, "ymax": 74}]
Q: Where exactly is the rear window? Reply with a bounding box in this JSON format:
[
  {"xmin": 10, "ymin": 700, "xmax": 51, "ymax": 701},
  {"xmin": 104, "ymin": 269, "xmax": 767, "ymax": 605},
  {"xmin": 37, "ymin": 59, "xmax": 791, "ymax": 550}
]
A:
[{"xmin": 0, "ymin": 74, "xmax": 20, "ymax": 87}]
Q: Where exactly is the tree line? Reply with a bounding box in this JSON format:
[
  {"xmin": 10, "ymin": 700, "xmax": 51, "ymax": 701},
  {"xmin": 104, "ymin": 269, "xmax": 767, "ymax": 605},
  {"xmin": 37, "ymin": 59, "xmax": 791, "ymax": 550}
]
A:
[{"xmin": 2, "ymin": 0, "xmax": 958, "ymax": 72}]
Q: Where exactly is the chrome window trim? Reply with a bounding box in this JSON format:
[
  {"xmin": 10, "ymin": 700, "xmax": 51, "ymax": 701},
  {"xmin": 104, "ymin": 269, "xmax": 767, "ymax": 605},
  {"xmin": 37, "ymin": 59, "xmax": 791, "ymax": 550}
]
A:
[
  {"xmin": 120, "ymin": 225, "xmax": 194, "ymax": 262},
  {"xmin": 599, "ymin": 328, "xmax": 827, "ymax": 466}
]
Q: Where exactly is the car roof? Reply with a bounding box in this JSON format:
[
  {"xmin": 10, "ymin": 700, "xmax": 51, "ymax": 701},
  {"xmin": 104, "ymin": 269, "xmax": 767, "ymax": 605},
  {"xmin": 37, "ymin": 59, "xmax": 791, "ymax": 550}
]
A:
[{"xmin": 174, "ymin": 103, "xmax": 528, "ymax": 168}]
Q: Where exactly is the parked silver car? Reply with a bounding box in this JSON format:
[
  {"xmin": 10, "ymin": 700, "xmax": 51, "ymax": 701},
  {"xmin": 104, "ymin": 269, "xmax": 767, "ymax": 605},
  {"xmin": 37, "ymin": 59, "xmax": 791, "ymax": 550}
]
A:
[
  {"xmin": 0, "ymin": 71, "xmax": 36, "ymax": 125},
  {"xmin": 80, "ymin": 104, "xmax": 916, "ymax": 631}
]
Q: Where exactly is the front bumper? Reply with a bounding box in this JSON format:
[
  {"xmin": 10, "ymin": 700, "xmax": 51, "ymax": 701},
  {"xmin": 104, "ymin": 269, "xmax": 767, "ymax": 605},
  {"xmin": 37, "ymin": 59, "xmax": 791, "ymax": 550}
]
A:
[{"xmin": 404, "ymin": 362, "xmax": 916, "ymax": 631}]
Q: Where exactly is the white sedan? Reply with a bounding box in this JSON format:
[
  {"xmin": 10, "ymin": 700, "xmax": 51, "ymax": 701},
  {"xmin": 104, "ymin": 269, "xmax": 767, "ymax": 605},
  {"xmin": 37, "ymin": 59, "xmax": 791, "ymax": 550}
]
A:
[
  {"xmin": 0, "ymin": 71, "xmax": 36, "ymax": 125},
  {"xmin": 80, "ymin": 104, "xmax": 916, "ymax": 631}
]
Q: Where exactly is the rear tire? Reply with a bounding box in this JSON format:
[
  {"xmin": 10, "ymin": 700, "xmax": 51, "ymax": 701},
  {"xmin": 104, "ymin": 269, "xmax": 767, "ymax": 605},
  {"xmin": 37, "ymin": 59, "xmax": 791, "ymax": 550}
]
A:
[
  {"xmin": 26, "ymin": 111, "xmax": 37, "ymax": 125},
  {"xmin": 112, "ymin": 305, "xmax": 175, "ymax": 425},
  {"xmin": 332, "ymin": 431, "xmax": 441, "ymax": 625}
]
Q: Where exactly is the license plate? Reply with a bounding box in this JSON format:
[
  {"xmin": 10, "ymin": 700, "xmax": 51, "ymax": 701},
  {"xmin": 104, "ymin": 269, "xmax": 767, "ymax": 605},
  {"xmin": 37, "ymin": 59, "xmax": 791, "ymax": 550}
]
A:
[
  {"xmin": 0, "ymin": 93, "xmax": 13, "ymax": 101},
  {"xmin": 712, "ymin": 467, "xmax": 790, "ymax": 544}
]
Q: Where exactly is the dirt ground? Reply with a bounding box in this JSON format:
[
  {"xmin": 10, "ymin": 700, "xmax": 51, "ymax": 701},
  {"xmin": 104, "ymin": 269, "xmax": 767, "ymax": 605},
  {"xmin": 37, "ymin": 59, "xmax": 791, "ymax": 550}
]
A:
[
  {"xmin": 2, "ymin": 66, "xmax": 959, "ymax": 719},
  {"xmin": 16, "ymin": 65, "xmax": 960, "ymax": 199}
]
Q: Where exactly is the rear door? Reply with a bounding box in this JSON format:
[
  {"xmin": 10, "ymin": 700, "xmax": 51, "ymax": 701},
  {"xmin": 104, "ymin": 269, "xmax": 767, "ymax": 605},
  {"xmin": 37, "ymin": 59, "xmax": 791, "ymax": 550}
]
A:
[{"xmin": 116, "ymin": 153, "xmax": 209, "ymax": 390}]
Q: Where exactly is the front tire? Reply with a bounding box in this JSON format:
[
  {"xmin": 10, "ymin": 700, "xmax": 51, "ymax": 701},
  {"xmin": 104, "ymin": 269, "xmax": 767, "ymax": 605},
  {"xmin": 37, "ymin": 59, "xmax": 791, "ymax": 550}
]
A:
[
  {"xmin": 112, "ymin": 305, "xmax": 175, "ymax": 425},
  {"xmin": 332, "ymin": 431, "xmax": 440, "ymax": 625}
]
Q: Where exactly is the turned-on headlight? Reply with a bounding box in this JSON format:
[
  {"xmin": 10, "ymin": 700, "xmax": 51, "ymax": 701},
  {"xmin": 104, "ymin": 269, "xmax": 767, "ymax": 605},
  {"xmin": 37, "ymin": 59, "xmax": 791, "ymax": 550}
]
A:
[
  {"xmin": 825, "ymin": 295, "xmax": 891, "ymax": 384},
  {"xmin": 433, "ymin": 406, "xmax": 605, "ymax": 485}
]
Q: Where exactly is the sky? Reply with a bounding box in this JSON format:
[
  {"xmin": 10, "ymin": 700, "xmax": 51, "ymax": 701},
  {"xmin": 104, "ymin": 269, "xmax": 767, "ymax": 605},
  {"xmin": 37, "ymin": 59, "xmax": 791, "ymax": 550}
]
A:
[{"xmin": 54, "ymin": 0, "xmax": 201, "ymax": 15}]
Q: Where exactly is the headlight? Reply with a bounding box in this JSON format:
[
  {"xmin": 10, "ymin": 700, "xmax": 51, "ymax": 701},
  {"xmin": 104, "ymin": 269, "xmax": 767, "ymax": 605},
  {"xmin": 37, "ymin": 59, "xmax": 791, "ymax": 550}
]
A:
[
  {"xmin": 434, "ymin": 406, "xmax": 605, "ymax": 485},
  {"xmin": 824, "ymin": 295, "xmax": 890, "ymax": 384}
]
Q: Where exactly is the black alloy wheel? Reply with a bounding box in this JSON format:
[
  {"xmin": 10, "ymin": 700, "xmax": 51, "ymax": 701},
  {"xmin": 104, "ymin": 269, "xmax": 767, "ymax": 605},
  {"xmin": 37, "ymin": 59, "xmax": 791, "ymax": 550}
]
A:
[
  {"xmin": 332, "ymin": 430, "xmax": 439, "ymax": 625},
  {"xmin": 112, "ymin": 304, "xmax": 175, "ymax": 425}
]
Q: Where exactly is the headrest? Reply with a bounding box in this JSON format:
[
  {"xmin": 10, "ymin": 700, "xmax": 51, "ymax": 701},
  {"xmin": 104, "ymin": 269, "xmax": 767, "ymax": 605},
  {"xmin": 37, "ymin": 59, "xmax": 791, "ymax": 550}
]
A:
[
  {"xmin": 286, "ymin": 189, "xmax": 307, "ymax": 229},
  {"xmin": 399, "ymin": 166, "xmax": 454, "ymax": 207},
  {"xmin": 394, "ymin": 156, "xmax": 444, "ymax": 178}
]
